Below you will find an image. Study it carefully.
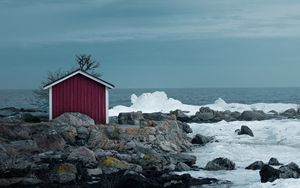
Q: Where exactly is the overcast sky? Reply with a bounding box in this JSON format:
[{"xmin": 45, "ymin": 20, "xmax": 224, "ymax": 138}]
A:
[{"xmin": 1, "ymin": 0, "xmax": 300, "ymax": 89}]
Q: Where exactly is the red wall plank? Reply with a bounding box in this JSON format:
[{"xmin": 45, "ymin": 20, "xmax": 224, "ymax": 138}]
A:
[{"xmin": 52, "ymin": 74, "xmax": 106, "ymax": 123}]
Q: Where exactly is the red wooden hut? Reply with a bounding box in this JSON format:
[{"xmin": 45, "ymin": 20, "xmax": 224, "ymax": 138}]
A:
[{"xmin": 43, "ymin": 70, "xmax": 114, "ymax": 124}]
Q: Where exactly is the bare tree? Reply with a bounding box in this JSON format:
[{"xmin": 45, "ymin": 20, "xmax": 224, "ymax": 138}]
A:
[
  {"xmin": 32, "ymin": 69, "xmax": 67, "ymax": 110},
  {"xmin": 33, "ymin": 54, "xmax": 101, "ymax": 110},
  {"xmin": 75, "ymin": 54, "xmax": 101, "ymax": 77}
]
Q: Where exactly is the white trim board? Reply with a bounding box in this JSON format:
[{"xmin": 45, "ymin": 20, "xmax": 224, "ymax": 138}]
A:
[
  {"xmin": 49, "ymin": 87, "xmax": 53, "ymax": 120},
  {"xmin": 105, "ymin": 87, "xmax": 109, "ymax": 124},
  {"xmin": 43, "ymin": 70, "xmax": 114, "ymax": 90}
]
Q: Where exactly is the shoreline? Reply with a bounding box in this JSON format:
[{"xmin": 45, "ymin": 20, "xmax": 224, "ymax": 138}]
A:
[
  {"xmin": 1, "ymin": 105, "xmax": 300, "ymax": 187},
  {"xmin": 0, "ymin": 111, "xmax": 228, "ymax": 187}
]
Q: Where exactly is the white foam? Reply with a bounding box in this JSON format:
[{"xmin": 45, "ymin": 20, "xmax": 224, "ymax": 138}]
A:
[
  {"xmin": 179, "ymin": 119, "xmax": 300, "ymax": 187},
  {"xmin": 109, "ymin": 91, "xmax": 199, "ymax": 116},
  {"xmin": 206, "ymin": 98, "xmax": 298, "ymax": 114},
  {"xmin": 109, "ymin": 91, "xmax": 298, "ymax": 116}
]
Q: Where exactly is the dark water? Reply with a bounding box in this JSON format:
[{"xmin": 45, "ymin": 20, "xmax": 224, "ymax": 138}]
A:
[
  {"xmin": 1, "ymin": 88, "xmax": 300, "ymax": 109},
  {"xmin": 110, "ymin": 88, "xmax": 300, "ymax": 107}
]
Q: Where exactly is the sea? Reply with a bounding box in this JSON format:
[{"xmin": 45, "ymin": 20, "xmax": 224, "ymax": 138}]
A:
[{"xmin": 1, "ymin": 88, "xmax": 300, "ymax": 109}]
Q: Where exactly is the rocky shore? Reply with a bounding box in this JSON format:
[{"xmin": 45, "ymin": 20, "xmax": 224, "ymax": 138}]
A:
[
  {"xmin": 2, "ymin": 106, "xmax": 300, "ymax": 187},
  {"xmin": 172, "ymin": 107, "xmax": 300, "ymax": 123},
  {"xmin": 0, "ymin": 112, "xmax": 229, "ymax": 187}
]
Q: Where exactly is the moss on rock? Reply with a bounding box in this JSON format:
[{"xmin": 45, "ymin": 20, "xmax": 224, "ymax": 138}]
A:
[
  {"xmin": 125, "ymin": 128, "xmax": 140, "ymax": 135},
  {"xmin": 99, "ymin": 156, "xmax": 129, "ymax": 169},
  {"xmin": 55, "ymin": 163, "xmax": 77, "ymax": 174}
]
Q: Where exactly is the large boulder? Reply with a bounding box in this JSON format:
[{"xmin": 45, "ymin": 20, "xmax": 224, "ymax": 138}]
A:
[
  {"xmin": 259, "ymin": 165, "xmax": 280, "ymax": 183},
  {"xmin": 87, "ymin": 128, "xmax": 107, "ymax": 149},
  {"xmin": 143, "ymin": 112, "xmax": 176, "ymax": 121},
  {"xmin": 191, "ymin": 134, "xmax": 212, "ymax": 145},
  {"xmin": 4, "ymin": 140, "xmax": 40, "ymax": 155},
  {"xmin": 154, "ymin": 120, "xmax": 192, "ymax": 153},
  {"xmin": 0, "ymin": 123, "xmax": 31, "ymax": 140},
  {"xmin": 246, "ymin": 161, "xmax": 265, "ymax": 170},
  {"xmin": 105, "ymin": 126, "xmax": 121, "ymax": 140},
  {"xmin": 76, "ymin": 126, "xmax": 90, "ymax": 145},
  {"xmin": 212, "ymin": 111, "xmax": 227, "ymax": 122},
  {"xmin": 279, "ymin": 162, "xmax": 300, "ymax": 179},
  {"xmin": 175, "ymin": 162, "xmax": 191, "ymax": 172},
  {"xmin": 33, "ymin": 130, "xmax": 66, "ymax": 151},
  {"xmin": 49, "ymin": 163, "xmax": 77, "ymax": 184},
  {"xmin": 21, "ymin": 113, "xmax": 41, "ymax": 123},
  {"xmin": 177, "ymin": 122, "xmax": 193, "ymax": 134},
  {"xmin": 60, "ymin": 126, "xmax": 77, "ymax": 145},
  {"xmin": 37, "ymin": 150, "xmax": 66, "ymax": 164},
  {"xmin": 237, "ymin": 125, "xmax": 254, "ymax": 137},
  {"xmin": 54, "ymin": 113, "xmax": 95, "ymax": 127},
  {"xmin": 136, "ymin": 153, "xmax": 168, "ymax": 172},
  {"xmin": 230, "ymin": 111, "xmax": 241, "ymax": 120},
  {"xmin": 158, "ymin": 141, "xmax": 182, "ymax": 153},
  {"xmin": 77, "ymin": 126, "xmax": 90, "ymax": 140},
  {"xmin": 68, "ymin": 147, "xmax": 96, "ymax": 166},
  {"xmin": 195, "ymin": 107, "xmax": 215, "ymax": 121},
  {"xmin": 99, "ymin": 156, "xmax": 129, "ymax": 174},
  {"xmin": 239, "ymin": 111, "xmax": 266, "ymax": 121},
  {"xmin": 118, "ymin": 111, "xmax": 144, "ymax": 125},
  {"xmin": 268, "ymin": 157, "xmax": 282, "ymax": 166},
  {"xmin": 171, "ymin": 153, "xmax": 197, "ymax": 166},
  {"xmin": 281, "ymin": 108, "xmax": 297, "ymax": 118},
  {"xmin": 170, "ymin": 110, "xmax": 191, "ymax": 122},
  {"xmin": 204, "ymin": 158, "xmax": 235, "ymax": 171}
]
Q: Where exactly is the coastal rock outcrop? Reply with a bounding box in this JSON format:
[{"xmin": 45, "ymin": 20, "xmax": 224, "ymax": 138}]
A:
[
  {"xmin": 281, "ymin": 108, "xmax": 297, "ymax": 118},
  {"xmin": 67, "ymin": 147, "xmax": 96, "ymax": 167},
  {"xmin": 54, "ymin": 113, "xmax": 95, "ymax": 127},
  {"xmin": 194, "ymin": 107, "xmax": 215, "ymax": 122},
  {"xmin": 245, "ymin": 161, "xmax": 265, "ymax": 170},
  {"xmin": 143, "ymin": 112, "xmax": 176, "ymax": 121},
  {"xmin": 118, "ymin": 111, "xmax": 144, "ymax": 125},
  {"xmin": 236, "ymin": 125, "xmax": 254, "ymax": 137},
  {"xmin": 0, "ymin": 112, "xmax": 221, "ymax": 187},
  {"xmin": 204, "ymin": 158, "xmax": 235, "ymax": 171},
  {"xmin": 21, "ymin": 113, "xmax": 41, "ymax": 123},
  {"xmin": 239, "ymin": 111, "xmax": 266, "ymax": 121},
  {"xmin": 49, "ymin": 163, "xmax": 77, "ymax": 184},
  {"xmin": 178, "ymin": 122, "xmax": 193, "ymax": 134},
  {"xmin": 191, "ymin": 134, "xmax": 213, "ymax": 145},
  {"xmin": 279, "ymin": 162, "xmax": 300, "ymax": 179},
  {"xmin": 33, "ymin": 130, "xmax": 66, "ymax": 151},
  {"xmin": 170, "ymin": 109, "xmax": 190, "ymax": 122},
  {"xmin": 188, "ymin": 107, "xmax": 276, "ymax": 123},
  {"xmin": 268, "ymin": 157, "xmax": 282, "ymax": 166},
  {"xmin": 260, "ymin": 165, "xmax": 280, "ymax": 183},
  {"xmin": 260, "ymin": 162, "xmax": 300, "ymax": 183}
]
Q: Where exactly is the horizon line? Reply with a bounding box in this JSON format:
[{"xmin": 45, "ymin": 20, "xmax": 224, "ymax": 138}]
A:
[{"xmin": 2, "ymin": 86, "xmax": 300, "ymax": 90}]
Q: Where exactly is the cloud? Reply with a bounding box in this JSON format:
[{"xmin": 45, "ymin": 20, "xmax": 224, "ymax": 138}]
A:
[{"xmin": 2, "ymin": 0, "xmax": 300, "ymax": 46}]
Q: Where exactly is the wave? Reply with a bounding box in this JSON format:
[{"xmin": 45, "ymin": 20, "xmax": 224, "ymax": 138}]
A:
[{"xmin": 109, "ymin": 91, "xmax": 298, "ymax": 117}]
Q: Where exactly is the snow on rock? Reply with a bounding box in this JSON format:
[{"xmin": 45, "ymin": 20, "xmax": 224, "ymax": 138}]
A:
[{"xmin": 109, "ymin": 92, "xmax": 298, "ymax": 117}]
